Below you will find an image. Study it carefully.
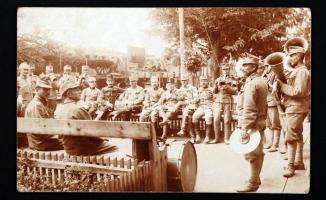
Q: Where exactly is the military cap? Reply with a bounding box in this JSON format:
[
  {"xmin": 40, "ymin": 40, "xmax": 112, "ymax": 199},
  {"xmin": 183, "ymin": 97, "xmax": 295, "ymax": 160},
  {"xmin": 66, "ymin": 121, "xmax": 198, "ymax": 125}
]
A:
[
  {"xmin": 180, "ymin": 74, "xmax": 188, "ymax": 81},
  {"xmin": 129, "ymin": 75, "xmax": 138, "ymax": 81},
  {"xmin": 59, "ymin": 80, "xmax": 80, "ymax": 98},
  {"xmin": 150, "ymin": 76, "xmax": 159, "ymax": 82},
  {"xmin": 166, "ymin": 77, "xmax": 175, "ymax": 83},
  {"xmin": 36, "ymin": 77, "xmax": 52, "ymax": 89},
  {"xmin": 106, "ymin": 74, "xmax": 114, "ymax": 81},
  {"xmin": 200, "ymin": 75, "xmax": 208, "ymax": 80},
  {"xmin": 287, "ymin": 46, "xmax": 306, "ymax": 55},
  {"xmin": 241, "ymin": 54, "xmax": 260, "ymax": 66},
  {"xmin": 221, "ymin": 63, "xmax": 230, "ymax": 70},
  {"xmin": 64, "ymin": 65, "xmax": 72, "ymax": 70},
  {"xmin": 18, "ymin": 62, "xmax": 30, "ymax": 70}
]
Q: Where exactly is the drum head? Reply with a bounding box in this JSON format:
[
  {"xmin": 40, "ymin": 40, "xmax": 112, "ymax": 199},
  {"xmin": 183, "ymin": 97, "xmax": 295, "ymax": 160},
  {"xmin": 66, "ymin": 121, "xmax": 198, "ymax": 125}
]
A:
[{"xmin": 180, "ymin": 141, "xmax": 197, "ymax": 192}]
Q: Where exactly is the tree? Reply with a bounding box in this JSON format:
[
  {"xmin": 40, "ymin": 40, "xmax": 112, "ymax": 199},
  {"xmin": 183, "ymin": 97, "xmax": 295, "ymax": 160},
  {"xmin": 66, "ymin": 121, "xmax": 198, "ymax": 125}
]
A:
[{"xmin": 149, "ymin": 8, "xmax": 311, "ymax": 80}]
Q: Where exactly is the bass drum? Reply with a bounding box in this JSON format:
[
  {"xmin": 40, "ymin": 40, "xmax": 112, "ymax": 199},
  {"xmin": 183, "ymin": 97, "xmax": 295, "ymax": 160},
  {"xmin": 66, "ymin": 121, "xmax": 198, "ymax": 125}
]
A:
[{"xmin": 166, "ymin": 140, "xmax": 197, "ymax": 192}]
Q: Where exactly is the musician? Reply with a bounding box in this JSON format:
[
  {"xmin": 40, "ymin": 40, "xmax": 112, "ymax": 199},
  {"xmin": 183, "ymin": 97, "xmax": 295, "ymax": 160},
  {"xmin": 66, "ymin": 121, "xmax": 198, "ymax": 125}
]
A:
[
  {"xmin": 176, "ymin": 74, "xmax": 199, "ymax": 139},
  {"xmin": 192, "ymin": 75, "xmax": 214, "ymax": 144},
  {"xmin": 139, "ymin": 76, "xmax": 164, "ymax": 123},
  {"xmin": 236, "ymin": 54, "xmax": 268, "ymax": 193},
  {"xmin": 275, "ymin": 38, "xmax": 310, "ymax": 177},
  {"xmin": 111, "ymin": 75, "xmax": 144, "ymax": 121},
  {"xmin": 212, "ymin": 63, "xmax": 237, "ymax": 144},
  {"xmin": 261, "ymin": 61, "xmax": 282, "ymax": 152}
]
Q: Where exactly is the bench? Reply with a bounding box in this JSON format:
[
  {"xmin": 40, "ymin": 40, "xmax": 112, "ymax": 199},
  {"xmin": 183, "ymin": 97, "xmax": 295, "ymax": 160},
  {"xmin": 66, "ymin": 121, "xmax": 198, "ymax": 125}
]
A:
[{"xmin": 17, "ymin": 118, "xmax": 168, "ymax": 192}]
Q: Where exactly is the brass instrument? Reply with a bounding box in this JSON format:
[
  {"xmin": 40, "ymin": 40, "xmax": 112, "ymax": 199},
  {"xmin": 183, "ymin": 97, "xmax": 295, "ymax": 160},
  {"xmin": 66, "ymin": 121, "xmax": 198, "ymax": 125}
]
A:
[{"xmin": 265, "ymin": 52, "xmax": 287, "ymax": 83}]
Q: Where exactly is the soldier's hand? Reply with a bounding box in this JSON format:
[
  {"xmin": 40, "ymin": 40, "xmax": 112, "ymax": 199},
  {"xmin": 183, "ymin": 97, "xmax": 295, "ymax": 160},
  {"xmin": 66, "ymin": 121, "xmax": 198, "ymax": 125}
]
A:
[{"xmin": 240, "ymin": 131, "xmax": 250, "ymax": 144}]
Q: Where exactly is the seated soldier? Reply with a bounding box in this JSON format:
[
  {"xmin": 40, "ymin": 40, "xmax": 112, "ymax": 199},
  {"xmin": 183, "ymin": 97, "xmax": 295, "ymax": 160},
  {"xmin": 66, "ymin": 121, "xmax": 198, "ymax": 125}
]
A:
[
  {"xmin": 58, "ymin": 65, "xmax": 77, "ymax": 86},
  {"xmin": 96, "ymin": 74, "xmax": 124, "ymax": 120},
  {"xmin": 176, "ymin": 74, "xmax": 199, "ymax": 137},
  {"xmin": 157, "ymin": 78, "xmax": 180, "ymax": 139},
  {"xmin": 80, "ymin": 76, "xmax": 102, "ymax": 119},
  {"xmin": 54, "ymin": 80, "xmax": 117, "ymax": 156},
  {"xmin": 192, "ymin": 75, "xmax": 214, "ymax": 144},
  {"xmin": 139, "ymin": 76, "xmax": 164, "ymax": 123},
  {"xmin": 111, "ymin": 75, "xmax": 144, "ymax": 121},
  {"xmin": 25, "ymin": 77, "xmax": 63, "ymax": 151}
]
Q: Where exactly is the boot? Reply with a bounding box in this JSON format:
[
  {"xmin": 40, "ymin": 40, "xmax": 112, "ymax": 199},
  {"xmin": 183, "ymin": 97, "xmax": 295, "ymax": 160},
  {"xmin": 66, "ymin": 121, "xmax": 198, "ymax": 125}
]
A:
[
  {"xmin": 283, "ymin": 142, "xmax": 297, "ymax": 178},
  {"xmin": 224, "ymin": 123, "xmax": 231, "ymax": 145},
  {"xmin": 294, "ymin": 139, "xmax": 305, "ymax": 170},
  {"xmin": 188, "ymin": 120, "xmax": 195, "ymax": 143},
  {"xmin": 194, "ymin": 122, "xmax": 201, "ymax": 143},
  {"xmin": 177, "ymin": 115, "xmax": 188, "ymax": 136},
  {"xmin": 268, "ymin": 129, "xmax": 281, "ymax": 152},
  {"xmin": 283, "ymin": 163, "xmax": 295, "ymax": 178},
  {"xmin": 263, "ymin": 129, "xmax": 273, "ymax": 149},
  {"xmin": 212, "ymin": 118, "xmax": 221, "ymax": 144},
  {"xmin": 203, "ymin": 124, "xmax": 213, "ymax": 144},
  {"xmin": 209, "ymin": 126, "xmax": 219, "ymax": 144},
  {"xmin": 236, "ymin": 157, "xmax": 263, "ymax": 192}
]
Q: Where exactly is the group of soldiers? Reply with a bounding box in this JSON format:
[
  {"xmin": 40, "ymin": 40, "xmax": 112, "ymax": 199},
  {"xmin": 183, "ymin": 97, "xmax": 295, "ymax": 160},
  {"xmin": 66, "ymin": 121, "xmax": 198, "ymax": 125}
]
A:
[{"xmin": 17, "ymin": 36, "xmax": 310, "ymax": 193}]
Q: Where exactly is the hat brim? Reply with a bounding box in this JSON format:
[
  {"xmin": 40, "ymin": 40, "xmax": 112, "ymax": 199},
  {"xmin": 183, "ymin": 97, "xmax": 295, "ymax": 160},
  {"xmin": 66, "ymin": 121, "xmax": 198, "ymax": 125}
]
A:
[
  {"xmin": 36, "ymin": 84, "xmax": 52, "ymax": 89},
  {"xmin": 230, "ymin": 128, "xmax": 261, "ymax": 154}
]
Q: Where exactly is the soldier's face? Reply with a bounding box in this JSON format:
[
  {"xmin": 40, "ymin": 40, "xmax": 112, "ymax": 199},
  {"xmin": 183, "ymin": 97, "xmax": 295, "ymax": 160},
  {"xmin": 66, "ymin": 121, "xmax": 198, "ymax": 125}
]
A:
[
  {"xmin": 130, "ymin": 80, "xmax": 137, "ymax": 87},
  {"xmin": 166, "ymin": 83, "xmax": 174, "ymax": 91},
  {"xmin": 21, "ymin": 68, "xmax": 29, "ymax": 77},
  {"xmin": 200, "ymin": 79, "xmax": 209, "ymax": 88},
  {"xmin": 106, "ymin": 79, "xmax": 114, "ymax": 87},
  {"xmin": 67, "ymin": 87, "xmax": 81, "ymax": 101},
  {"xmin": 151, "ymin": 80, "xmax": 159, "ymax": 88},
  {"xmin": 88, "ymin": 78, "xmax": 96, "ymax": 88},
  {"xmin": 181, "ymin": 80, "xmax": 187, "ymax": 86},
  {"xmin": 288, "ymin": 53, "xmax": 303, "ymax": 67},
  {"xmin": 37, "ymin": 87, "xmax": 50, "ymax": 99},
  {"xmin": 241, "ymin": 64, "xmax": 257, "ymax": 76}
]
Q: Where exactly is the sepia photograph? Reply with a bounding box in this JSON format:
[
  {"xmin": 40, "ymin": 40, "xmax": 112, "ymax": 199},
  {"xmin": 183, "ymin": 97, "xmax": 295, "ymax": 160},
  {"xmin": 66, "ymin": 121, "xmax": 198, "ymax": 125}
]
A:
[{"xmin": 16, "ymin": 7, "xmax": 311, "ymax": 193}]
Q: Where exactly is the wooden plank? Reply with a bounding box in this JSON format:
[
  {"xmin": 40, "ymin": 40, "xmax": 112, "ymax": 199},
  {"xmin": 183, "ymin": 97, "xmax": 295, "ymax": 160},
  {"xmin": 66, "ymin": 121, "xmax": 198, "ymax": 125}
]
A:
[{"xmin": 17, "ymin": 118, "xmax": 152, "ymax": 140}]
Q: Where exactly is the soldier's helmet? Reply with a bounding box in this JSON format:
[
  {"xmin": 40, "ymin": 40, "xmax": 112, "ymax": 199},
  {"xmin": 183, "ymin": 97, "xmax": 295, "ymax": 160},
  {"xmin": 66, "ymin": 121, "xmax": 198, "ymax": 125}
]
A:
[
  {"xmin": 241, "ymin": 54, "xmax": 260, "ymax": 66},
  {"xmin": 18, "ymin": 62, "xmax": 30, "ymax": 70},
  {"xmin": 59, "ymin": 80, "xmax": 80, "ymax": 98},
  {"xmin": 180, "ymin": 74, "xmax": 188, "ymax": 81},
  {"xmin": 284, "ymin": 37, "xmax": 308, "ymax": 55},
  {"xmin": 36, "ymin": 77, "xmax": 52, "ymax": 89}
]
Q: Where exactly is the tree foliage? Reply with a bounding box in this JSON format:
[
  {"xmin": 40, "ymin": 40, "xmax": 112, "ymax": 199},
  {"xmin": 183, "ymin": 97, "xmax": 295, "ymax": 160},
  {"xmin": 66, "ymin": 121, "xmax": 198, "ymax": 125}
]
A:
[{"xmin": 149, "ymin": 8, "xmax": 311, "ymax": 79}]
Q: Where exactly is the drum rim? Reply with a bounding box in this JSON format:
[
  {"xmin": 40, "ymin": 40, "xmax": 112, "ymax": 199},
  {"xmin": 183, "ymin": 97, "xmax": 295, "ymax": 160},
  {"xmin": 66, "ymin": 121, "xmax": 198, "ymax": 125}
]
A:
[{"xmin": 179, "ymin": 140, "xmax": 197, "ymax": 191}]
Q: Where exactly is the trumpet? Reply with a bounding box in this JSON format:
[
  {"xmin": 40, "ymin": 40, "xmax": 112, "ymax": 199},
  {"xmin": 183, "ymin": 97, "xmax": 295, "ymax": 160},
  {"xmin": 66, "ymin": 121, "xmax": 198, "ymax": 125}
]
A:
[{"xmin": 265, "ymin": 52, "xmax": 287, "ymax": 83}]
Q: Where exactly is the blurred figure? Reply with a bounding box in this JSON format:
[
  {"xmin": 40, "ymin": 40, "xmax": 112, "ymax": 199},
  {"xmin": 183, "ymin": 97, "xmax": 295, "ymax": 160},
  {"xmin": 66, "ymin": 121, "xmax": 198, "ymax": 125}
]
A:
[{"xmin": 80, "ymin": 76, "xmax": 101, "ymax": 118}]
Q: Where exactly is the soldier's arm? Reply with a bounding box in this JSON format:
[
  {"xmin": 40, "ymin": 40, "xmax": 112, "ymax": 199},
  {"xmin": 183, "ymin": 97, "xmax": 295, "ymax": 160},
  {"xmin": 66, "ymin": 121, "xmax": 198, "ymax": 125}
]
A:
[
  {"xmin": 80, "ymin": 89, "xmax": 87, "ymax": 102},
  {"xmin": 241, "ymin": 82, "xmax": 258, "ymax": 132},
  {"xmin": 134, "ymin": 88, "xmax": 145, "ymax": 105},
  {"xmin": 279, "ymin": 69, "xmax": 310, "ymax": 98}
]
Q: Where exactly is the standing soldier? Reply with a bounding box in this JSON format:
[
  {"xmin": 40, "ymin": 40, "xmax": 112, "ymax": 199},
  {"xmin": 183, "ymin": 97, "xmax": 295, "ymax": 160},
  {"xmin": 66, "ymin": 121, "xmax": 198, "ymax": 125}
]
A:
[
  {"xmin": 236, "ymin": 54, "xmax": 268, "ymax": 193},
  {"xmin": 139, "ymin": 76, "xmax": 164, "ymax": 123},
  {"xmin": 176, "ymin": 75, "xmax": 199, "ymax": 137},
  {"xmin": 59, "ymin": 65, "xmax": 77, "ymax": 86},
  {"xmin": 261, "ymin": 61, "xmax": 282, "ymax": 152},
  {"xmin": 96, "ymin": 74, "xmax": 125, "ymax": 120},
  {"xmin": 276, "ymin": 38, "xmax": 310, "ymax": 177},
  {"xmin": 45, "ymin": 64, "xmax": 55, "ymax": 78},
  {"xmin": 77, "ymin": 65, "xmax": 90, "ymax": 90},
  {"xmin": 191, "ymin": 75, "xmax": 214, "ymax": 144},
  {"xmin": 80, "ymin": 76, "xmax": 102, "ymax": 118},
  {"xmin": 212, "ymin": 63, "xmax": 237, "ymax": 144},
  {"xmin": 111, "ymin": 75, "xmax": 144, "ymax": 121},
  {"xmin": 157, "ymin": 78, "xmax": 179, "ymax": 139},
  {"xmin": 24, "ymin": 77, "xmax": 63, "ymax": 151}
]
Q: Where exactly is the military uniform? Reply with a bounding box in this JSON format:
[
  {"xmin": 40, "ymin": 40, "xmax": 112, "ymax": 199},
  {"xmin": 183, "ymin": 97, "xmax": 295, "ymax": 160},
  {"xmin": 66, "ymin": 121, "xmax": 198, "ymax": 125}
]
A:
[
  {"xmin": 112, "ymin": 77, "xmax": 144, "ymax": 120},
  {"xmin": 176, "ymin": 76, "xmax": 199, "ymax": 137},
  {"xmin": 139, "ymin": 86, "xmax": 164, "ymax": 122},
  {"xmin": 236, "ymin": 55, "xmax": 268, "ymax": 193},
  {"xmin": 192, "ymin": 76, "xmax": 214, "ymax": 144},
  {"xmin": 213, "ymin": 68, "xmax": 237, "ymax": 144},
  {"xmin": 25, "ymin": 79, "xmax": 63, "ymax": 151},
  {"xmin": 81, "ymin": 86, "xmax": 102, "ymax": 118}
]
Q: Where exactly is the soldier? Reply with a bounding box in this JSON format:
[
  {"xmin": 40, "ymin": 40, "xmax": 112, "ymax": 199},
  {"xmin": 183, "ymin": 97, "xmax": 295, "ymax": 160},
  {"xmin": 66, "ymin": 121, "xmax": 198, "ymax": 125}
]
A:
[
  {"xmin": 212, "ymin": 63, "xmax": 237, "ymax": 144},
  {"xmin": 111, "ymin": 75, "xmax": 144, "ymax": 121},
  {"xmin": 25, "ymin": 77, "xmax": 64, "ymax": 151},
  {"xmin": 236, "ymin": 54, "xmax": 268, "ymax": 193},
  {"xmin": 77, "ymin": 65, "xmax": 90, "ymax": 90},
  {"xmin": 191, "ymin": 75, "xmax": 214, "ymax": 144},
  {"xmin": 96, "ymin": 74, "xmax": 125, "ymax": 120},
  {"xmin": 276, "ymin": 38, "xmax": 310, "ymax": 177},
  {"xmin": 59, "ymin": 65, "xmax": 77, "ymax": 86},
  {"xmin": 45, "ymin": 64, "xmax": 55, "ymax": 78},
  {"xmin": 176, "ymin": 74, "xmax": 199, "ymax": 138},
  {"xmin": 17, "ymin": 62, "xmax": 34, "ymax": 116},
  {"xmin": 47, "ymin": 75, "xmax": 60, "ymax": 117},
  {"xmin": 54, "ymin": 80, "xmax": 117, "ymax": 155},
  {"xmin": 261, "ymin": 61, "xmax": 282, "ymax": 152},
  {"xmin": 139, "ymin": 76, "xmax": 164, "ymax": 123},
  {"xmin": 80, "ymin": 76, "xmax": 102, "ymax": 118},
  {"xmin": 28, "ymin": 64, "xmax": 38, "ymax": 92},
  {"xmin": 157, "ymin": 78, "xmax": 179, "ymax": 139}
]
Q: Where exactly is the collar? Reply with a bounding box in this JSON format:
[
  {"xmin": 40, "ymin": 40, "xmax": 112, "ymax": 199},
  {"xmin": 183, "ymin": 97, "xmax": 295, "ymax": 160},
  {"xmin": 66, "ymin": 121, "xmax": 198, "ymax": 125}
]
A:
[{"xmin": 246, "ymin": 72, "xmax": 260, "ymax": 82}]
